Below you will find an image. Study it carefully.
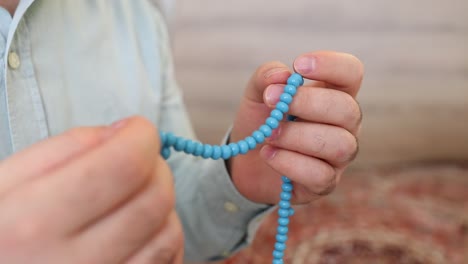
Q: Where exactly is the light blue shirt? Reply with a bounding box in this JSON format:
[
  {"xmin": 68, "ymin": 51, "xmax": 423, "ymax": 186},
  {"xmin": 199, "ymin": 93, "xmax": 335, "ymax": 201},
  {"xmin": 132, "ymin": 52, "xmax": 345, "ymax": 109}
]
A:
[{"xmin": 0, "ymin": 0, "xmax": 269, "ymax": 261}]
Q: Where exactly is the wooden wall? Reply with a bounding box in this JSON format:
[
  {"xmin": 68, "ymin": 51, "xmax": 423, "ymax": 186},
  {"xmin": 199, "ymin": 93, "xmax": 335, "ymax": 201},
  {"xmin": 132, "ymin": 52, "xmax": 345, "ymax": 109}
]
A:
[{"xmin": 171, "ymin": 0, "xmax": 468, "ymax": 167}]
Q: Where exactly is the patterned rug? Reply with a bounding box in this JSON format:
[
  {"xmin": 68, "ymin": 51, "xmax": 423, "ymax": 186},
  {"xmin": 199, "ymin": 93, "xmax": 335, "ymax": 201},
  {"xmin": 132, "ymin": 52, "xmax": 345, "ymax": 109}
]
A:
[{"xmin": 220, "ymin": 163, "xmax": 468, "ymax": 264}]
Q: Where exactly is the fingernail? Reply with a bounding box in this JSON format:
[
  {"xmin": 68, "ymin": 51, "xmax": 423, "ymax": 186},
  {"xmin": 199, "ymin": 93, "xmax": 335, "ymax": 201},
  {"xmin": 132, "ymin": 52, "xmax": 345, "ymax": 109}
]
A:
[
  {"xmin": 267, "ymin": 126, "xmax": 281, "ymax": 142},
  {"xmin": 110, "ymin": 118, "xmax": 128, "ymax": 129},
  {"xmin": 103, "ymin": 118, "xmax": 128, "ymax": 138},
  {"xmin": 294, "ymin": 56, "xmax": 316, "ymax": 74},
  {"xmin": 265, "ymin": 84, "xmax": 284, "ymax": 106},
  {"xmin": 260, "ymin": 145, "xmax": 278, "ymax": 160},
  {"xmin": 264, "ymin": 67, "xmax": 290, "ymax": 79}
]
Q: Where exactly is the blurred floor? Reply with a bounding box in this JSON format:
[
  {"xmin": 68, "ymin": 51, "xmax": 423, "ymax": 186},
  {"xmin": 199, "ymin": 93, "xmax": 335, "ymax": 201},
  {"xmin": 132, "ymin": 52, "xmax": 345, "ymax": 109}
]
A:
[
  {"xmin": 170, "ymin": 0, "xmax": 468, "ymax": 263},
  {"xmin": 220, "ymin": 163, "xmax": 468, "ymax": 263}
]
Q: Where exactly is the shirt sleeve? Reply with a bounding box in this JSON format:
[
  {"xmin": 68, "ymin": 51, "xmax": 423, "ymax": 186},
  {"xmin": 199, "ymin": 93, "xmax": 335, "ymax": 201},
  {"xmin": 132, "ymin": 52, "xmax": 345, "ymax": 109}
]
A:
[{"xmin": 153, "ymin": 8, "xmax": 272, "ymax": 262}]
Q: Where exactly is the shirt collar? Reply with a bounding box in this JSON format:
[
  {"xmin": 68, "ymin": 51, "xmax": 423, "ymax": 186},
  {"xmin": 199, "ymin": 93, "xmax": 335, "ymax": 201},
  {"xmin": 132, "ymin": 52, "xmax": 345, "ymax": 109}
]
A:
[
  {"xmin": 5, "ymin": 0, "xmax": 36, "ymax": 52},
  {"xmin": 0, "ymin": 7, "xmax": 12, "ymax": 39}
]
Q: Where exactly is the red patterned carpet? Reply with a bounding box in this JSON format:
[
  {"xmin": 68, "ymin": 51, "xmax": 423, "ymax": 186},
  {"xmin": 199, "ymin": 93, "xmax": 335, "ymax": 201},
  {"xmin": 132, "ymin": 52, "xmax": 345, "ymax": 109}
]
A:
[{"xmin": 220, "ymin": 163, "xmax": 468, "ymax": 264}]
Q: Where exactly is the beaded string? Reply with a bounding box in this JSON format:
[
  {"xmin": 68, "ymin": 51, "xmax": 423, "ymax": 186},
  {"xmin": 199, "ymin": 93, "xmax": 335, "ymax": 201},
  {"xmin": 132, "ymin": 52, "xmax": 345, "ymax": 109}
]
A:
[{"xmin": 159, "ymin": 73, "xmax": 304, "ymax": 264}]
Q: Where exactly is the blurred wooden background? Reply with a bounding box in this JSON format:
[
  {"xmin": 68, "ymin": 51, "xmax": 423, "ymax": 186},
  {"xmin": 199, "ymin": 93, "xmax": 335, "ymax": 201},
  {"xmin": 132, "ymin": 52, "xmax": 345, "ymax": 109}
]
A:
[{"xmin": 170, "ymin": 0, "xmax": 468, "ymax": 168}]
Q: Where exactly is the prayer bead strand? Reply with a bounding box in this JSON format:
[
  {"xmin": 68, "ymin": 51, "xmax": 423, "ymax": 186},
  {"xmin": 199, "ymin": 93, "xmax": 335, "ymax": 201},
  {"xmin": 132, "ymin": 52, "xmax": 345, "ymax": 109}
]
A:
[{"xmin": 160, "ymin": 73, "xmax": 304, "ymax": 263}]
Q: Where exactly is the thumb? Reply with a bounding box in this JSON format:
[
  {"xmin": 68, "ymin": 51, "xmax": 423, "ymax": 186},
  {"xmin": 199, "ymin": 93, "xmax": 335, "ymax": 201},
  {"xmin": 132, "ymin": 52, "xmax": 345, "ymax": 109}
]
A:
[
  {"xmin": 231, "ymin": 62, "xmax": 291, "ymax": 142},
  {"xmin": 243, "ymin": 61, "xmax": 291, "ymax": 103},
  {"xmin": 229, "ymin": 62, "xmax": 293, "ymax": 203}
]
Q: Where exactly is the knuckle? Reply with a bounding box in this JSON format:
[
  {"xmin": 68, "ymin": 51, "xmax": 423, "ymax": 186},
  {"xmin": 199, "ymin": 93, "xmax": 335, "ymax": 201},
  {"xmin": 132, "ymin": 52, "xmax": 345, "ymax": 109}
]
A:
[
  {"xmin": 148, "ymin": 218, "xmax": 183, "ymax": 264},
  {"xmin": 130, "ymin": 195, "xmax": 172, "ymax": 234},
  {"xmin": 149, "ymin": 191, "xmax": 175, "ymax": 224},
  {"xmin": 152, "ymin": 249, "xmax": 176, "ymax": 263},
  {"xmin": 131, "ymin": 116, "xmax": 160, "ymax": 148},
  {"xmin": 117, "ymin": 150, "xmax": 152, "ymax": 184},
  {"xmin": 346, "ymin": 134, "xmax": 359, "ymax": 162},
  {"xmin": 316, "ymin": 181, "xmax": 337, "ymax": 196},
  {"xmin": 341, "ymin": 93, "xmax": 362, "ymax": 127},
  {"xmin": 315, "ymin": 166, "xmax": 337, "ymax": 196},
  {"xmin": 157, "ymin": 187, "xmax": 176, "ymax": 214},
  {"xmin": 293, "ymin": 185, "xmax": 319, "ymax": 204},
  {"xmin": 154, "ymin": 162, "xmax": 175, "ymax": 209},
  {"xmin": 348, "ymin": 54, "xmax": 365, "ymax": 84},
  {"xmin": 336, "ymin": 130, "xmax": 359, "ymax": 163}
]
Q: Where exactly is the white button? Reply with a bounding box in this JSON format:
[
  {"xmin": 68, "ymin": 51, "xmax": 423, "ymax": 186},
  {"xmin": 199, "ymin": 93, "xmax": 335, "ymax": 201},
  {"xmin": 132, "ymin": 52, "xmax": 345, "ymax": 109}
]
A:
[
  {"xmin": 223, "ymin": 201, "xmax": 239, "ymax": 213},
  {"xmin": 8, "ymin": 52, "xmax": 20, "ymax": 69},
  {"xmin": 221, "ymin": 251, "xmax": 230, "ymax": 257}
]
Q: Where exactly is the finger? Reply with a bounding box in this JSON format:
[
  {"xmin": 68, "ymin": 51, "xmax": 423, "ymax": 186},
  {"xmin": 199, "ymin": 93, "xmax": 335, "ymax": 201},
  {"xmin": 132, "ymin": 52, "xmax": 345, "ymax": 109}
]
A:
[
  {"xmin": 71, "ymin": 162, "xmax": 174, "ymax": 264},
  {"xmin": 127, "ymin": 211, "xmax": 184, "ymax": 264},
  {"xmin": 293, "ymin": 51, "xmax": 364, "ymax": 97},
  {"xmin": 0, "ymin": 126, "xmax": 108, "ymax": 195},
  {"xmin": 263, "ymin": 85, "xmax": 362, "ymax": 134},
  {"xmin": 266, "ymin": 122, "xmax": 358, "ymax": 167},
  {"xmin": 259, "ymin": 145, "xmax": 338, "ymax": 204},
  {"xmin": 0, "ymin": 117, "xmax": 161, "ymax": 235}
]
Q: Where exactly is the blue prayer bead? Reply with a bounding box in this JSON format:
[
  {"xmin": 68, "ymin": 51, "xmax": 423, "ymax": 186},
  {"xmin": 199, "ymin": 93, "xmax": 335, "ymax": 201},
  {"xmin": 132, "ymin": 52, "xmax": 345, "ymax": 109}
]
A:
[
  {"xmin": 259, "ymin": 125, "xmax": 272, "ymax": 137},
  {"xmin": 194, "ymin": 142, "xmax": 204, "ymax": 156},
  {"xmin": 245, "ymin": 136, "xmax": 257, "ymax": 149},
  {"xmin": 282, "ymin": 183, "xmax": 293, "ymax": 192},
  {"xmin": 161, "ymin": 147, "xmax": 171, "ymax": 159},
  {"xmin": 174, "ymin": 137, "xmax": 186, "ymax": 151},
  {"xmin": 280, "ymin": 93, "xmax": 293, "ymax": 104},
  {"xmin": 284, "ymin": 84, "xmax": 297, "ymax": 96},
  {"xmin": 273, "ymin": 250, "xmax": 284, "ymax": 259},
  {"xmin": 277, "ymin": 226, "xmax": 288, "ymax": 235},
  {"xmin": 273, "ymin": 259, "xmax": 284, "ymax": 264},
  {"xmin": 289, "ymin": 208, "xmax": 295, "ymax": 216},
  {"xmin": 229, "ymin": 143, "xmax": 240, "ymax": 156},
  {"xmin": 221, "ymin": 145, "xmax": 232, "ymax": 159},
  {"xmin": 238, "ymin": 140, "xmax": 249, "ymax": 154},
  {"xmin": 202, "ymin": 144, "xmax": 213, "ymax": 159},
  {"xmin": 159, "ymin": 131, "xmax": 167, "ymax": 145},
  {"xmin": 287, "ymin": 73, "xmax": 304, "ymax": 87},
  {"xmin": 276, "ymin": 234, "xmax": 288, "ymax": 243},
  {"xmin": 211, "ymin": 145, "xmax": 222, "ymax": 160},
  {"xmin": 279, "ymin": 201, "xmax": 290, "ymax": 209},
  {"xmin": 274, "ymin": 242, "xmax": 286, "ymax": 251},
  {"xmin": 270, "ymin": 109, "xmax": 284, "ymax": 121},
  {"xmin": 278, "ymin": 209, "xmax": 289, "ymax": 218},
  {"xmin": 278, "ymin": 217, "xmax": 289, "ymax": 226},
  {"xmin": 266, "ymin": 117, "xmax": 279, "ymax": 129},
  {"xmin": 276, "ymin": 102, "xmax": 289, "ymax": 113},
  {"xmin": 280, "ymin": 192, "xmax": 292, "ymax": 201},
  {"xmin": 252, "ymin": 131, "xmax": 265, "ymax": 144},
  {"xmin": 183, "ymin": 140, "xmax": 195, "ymax": 154},
  {"xmin": 281, "ymin": 176, "xmax": 291, "ymax": 183},
  {"xmin": 166, "ymin": 132, "xmax": 176, "ymax": 146}
]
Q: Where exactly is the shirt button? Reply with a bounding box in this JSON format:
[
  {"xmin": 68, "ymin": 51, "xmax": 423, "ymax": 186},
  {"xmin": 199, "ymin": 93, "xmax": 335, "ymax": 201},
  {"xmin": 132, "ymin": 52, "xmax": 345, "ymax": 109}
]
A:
[
  {"xmin": 221, "ymin": 251, "xmax": 231, "ymax": 258},
  {"xmin": 8, "ymin": 52, "xmax": 21, "ymax": 69},
  {"xmin": 224, "ymin": 201, "xmax": 239, "ymax": 213}
]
